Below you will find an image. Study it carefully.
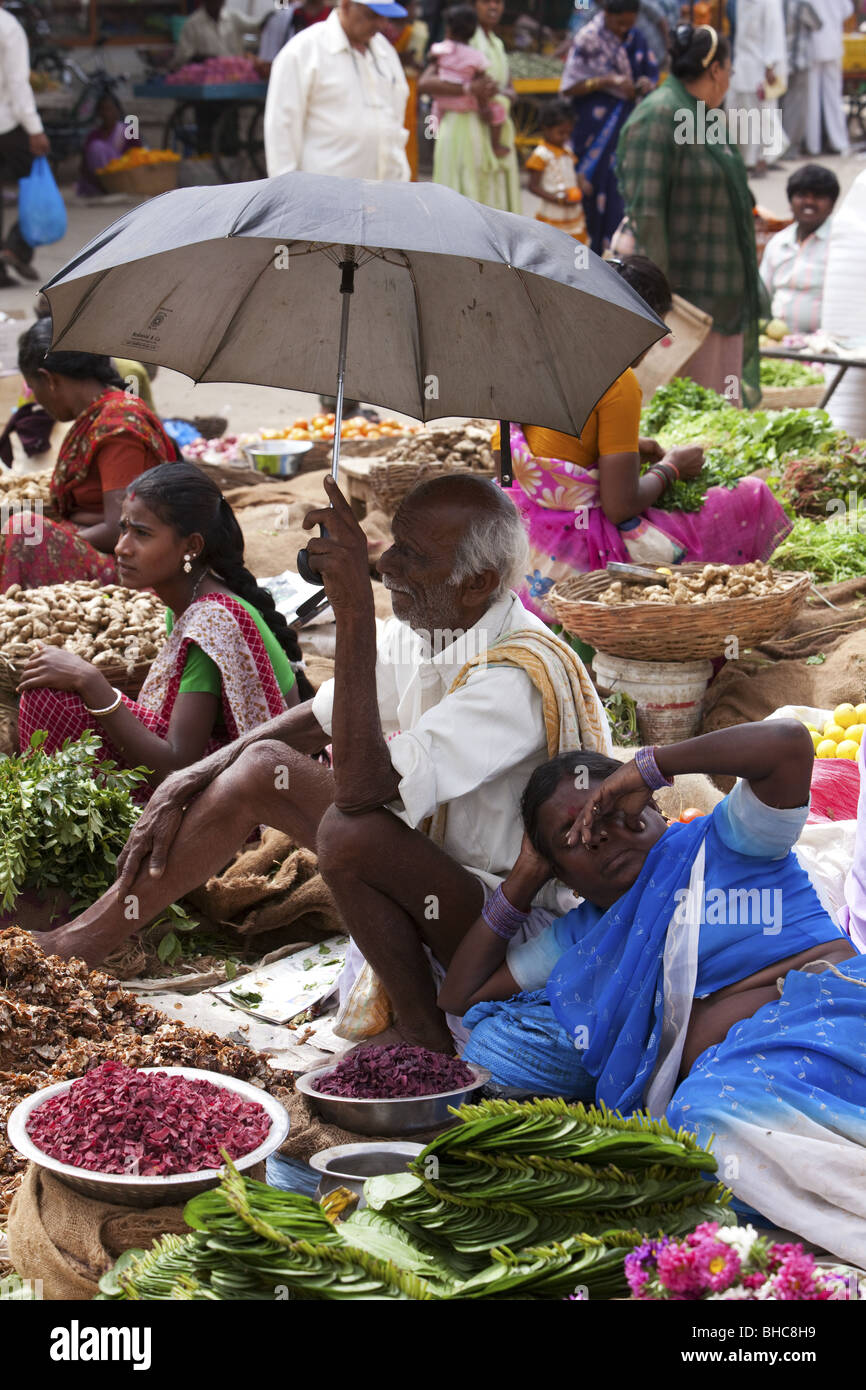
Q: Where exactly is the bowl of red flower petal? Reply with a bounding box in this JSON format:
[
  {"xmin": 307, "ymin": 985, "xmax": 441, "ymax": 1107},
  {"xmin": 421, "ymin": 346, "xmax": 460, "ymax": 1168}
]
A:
[
  {"xmin": 295, "ymin": 1045, "xmax": 490, "ymax": 1136},
  {"xmin": 7, "ymin": 1061, "xmax": 290, "ymax": 1207}
]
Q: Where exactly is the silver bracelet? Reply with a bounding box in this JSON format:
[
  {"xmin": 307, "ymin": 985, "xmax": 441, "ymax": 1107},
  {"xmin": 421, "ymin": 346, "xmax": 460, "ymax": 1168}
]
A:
[{"xmin": 84, "ymin": 686, "xmax": 123, "ymax": 717}]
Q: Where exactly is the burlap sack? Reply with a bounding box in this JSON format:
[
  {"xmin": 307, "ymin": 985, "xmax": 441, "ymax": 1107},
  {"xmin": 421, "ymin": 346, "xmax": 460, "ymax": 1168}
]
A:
[
  {"xmin": 187, "ymin": 830, "xmax": 342, "ymax": 939},
  {"xmin": 6, "ymin": 1165, "xmax": 189, "ymax": 1300}
]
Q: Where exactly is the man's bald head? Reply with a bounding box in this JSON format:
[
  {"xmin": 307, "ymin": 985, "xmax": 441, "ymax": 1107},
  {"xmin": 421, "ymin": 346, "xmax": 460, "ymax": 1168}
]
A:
[{"xmin": 395, "ymin": 473, "xmax": 528, "ymax": 602}]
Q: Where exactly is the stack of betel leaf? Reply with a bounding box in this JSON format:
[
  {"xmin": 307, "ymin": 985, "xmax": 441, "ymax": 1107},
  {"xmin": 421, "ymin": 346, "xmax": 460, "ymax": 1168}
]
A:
[{"xmin": 96, "ymin": 1099, "xmax": 731, "ymax": 1301}]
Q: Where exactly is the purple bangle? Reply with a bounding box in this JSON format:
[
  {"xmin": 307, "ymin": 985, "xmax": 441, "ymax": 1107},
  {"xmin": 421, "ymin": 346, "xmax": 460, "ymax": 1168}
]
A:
[
  {"xmin": 482, "ymin": 884, "xmax": 529, "ymax": 941},
  {"xmin": 634, "ymin": 744, "xmax": 673, "ymax": 791}
]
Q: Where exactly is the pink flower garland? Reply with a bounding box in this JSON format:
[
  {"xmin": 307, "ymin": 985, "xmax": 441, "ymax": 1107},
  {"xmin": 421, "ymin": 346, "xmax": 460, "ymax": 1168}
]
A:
[{"xmin": 623, "ymin": 1222, "xmax": 860, "ymax": 1302}]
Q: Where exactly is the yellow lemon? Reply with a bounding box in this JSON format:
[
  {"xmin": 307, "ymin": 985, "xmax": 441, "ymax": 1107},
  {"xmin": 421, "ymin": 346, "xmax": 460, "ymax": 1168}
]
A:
[
  {"xmin": 834, "ymin": 703, "xmax": 857, "ymax": 728},
  {"xmin": 804, "ymin": 722, "xmax": 819, "ymax": 733},
  {"xmin": 816, "ymin": 739, "xmax": 839, "ymax": 759},
  {"xmin": 823, "ymin": 722, "xmax": 847, "ymax": 743},
  {"xmin": 855, "ymin": 704, "xmax": 866, "ymax": 723},
  {"xmin": 846, "ymin": 724, "xmax": 865, "ymax": 744},
  {"xmin": 809, "ymin": 730, "xmax": 823, "ymax": 751},
  {"xmin": 837, "ymin": 740, "xmax": 860, "ymax": 760}
]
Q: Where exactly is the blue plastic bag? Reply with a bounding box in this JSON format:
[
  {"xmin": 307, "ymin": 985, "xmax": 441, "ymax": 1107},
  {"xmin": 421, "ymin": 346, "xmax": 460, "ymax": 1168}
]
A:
[{"xmin": 18, "ymin": 157, "xmax": 67, "ymax": 247}]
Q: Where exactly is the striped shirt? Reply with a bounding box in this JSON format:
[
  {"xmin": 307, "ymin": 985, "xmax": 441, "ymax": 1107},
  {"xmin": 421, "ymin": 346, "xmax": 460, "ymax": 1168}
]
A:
[{"xmin": 759, "ymin": 219, "xmax": 832, "ymax": 334}]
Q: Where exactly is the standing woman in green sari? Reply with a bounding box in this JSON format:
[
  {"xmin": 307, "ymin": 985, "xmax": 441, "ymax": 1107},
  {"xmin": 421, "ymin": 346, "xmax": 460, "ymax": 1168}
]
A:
[
  {"xmin": 420, "ymin": 0, "xmax": 521, "ymax": 211},
  {"xmin": 616, "ymin": 24, "xmax": 767, "ymax": 406}
]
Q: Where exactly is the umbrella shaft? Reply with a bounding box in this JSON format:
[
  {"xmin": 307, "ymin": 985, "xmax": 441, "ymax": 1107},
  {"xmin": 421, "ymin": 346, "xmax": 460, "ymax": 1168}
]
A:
[{"xmin": 331, "ymin": 255, "xmax": 356, "ymax": 482}]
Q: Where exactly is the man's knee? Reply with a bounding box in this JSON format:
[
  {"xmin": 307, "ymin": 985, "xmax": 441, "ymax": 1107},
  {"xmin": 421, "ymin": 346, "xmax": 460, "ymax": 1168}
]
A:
[
  {"xmin": 316, "ymin": 804, "xmax": 384, "ymax": 880},
  {"xmin": 233, "ymin": 739, "xmax": 300, "ymax": 793}
]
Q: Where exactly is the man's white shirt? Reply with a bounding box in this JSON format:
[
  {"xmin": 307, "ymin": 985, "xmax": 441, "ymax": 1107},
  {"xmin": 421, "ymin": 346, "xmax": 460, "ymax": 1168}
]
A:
[
  {"xmin": 312, "ymin": 590, "xmax": 580, "ymax": 916},
  {"xmin": 263, "ymin": 8, "xmax": 409, "ymax": 179},
  {"xmin": 0, "ymin": 8, "xmax": 44, "ymax": 136}
]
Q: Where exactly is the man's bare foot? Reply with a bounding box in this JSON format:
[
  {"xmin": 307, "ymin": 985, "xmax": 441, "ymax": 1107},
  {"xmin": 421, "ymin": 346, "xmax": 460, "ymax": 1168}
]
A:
[
  {"xmin": 32, "ymin": 924, "xmax": 96, "ymax": 968},
  {"xmin": 347, "ymin": 1023, "xmax": 456, "ymax": 1056}
]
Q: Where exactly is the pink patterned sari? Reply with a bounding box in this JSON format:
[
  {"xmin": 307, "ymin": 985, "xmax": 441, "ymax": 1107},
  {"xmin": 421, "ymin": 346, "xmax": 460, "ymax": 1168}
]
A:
[
  {"xmin": 18, "ymin": 594, "xmax": 287, "ymax": 782},
  {"xmin": 506, "ymin": 424, "xmax": 793, "ymax": 621}
]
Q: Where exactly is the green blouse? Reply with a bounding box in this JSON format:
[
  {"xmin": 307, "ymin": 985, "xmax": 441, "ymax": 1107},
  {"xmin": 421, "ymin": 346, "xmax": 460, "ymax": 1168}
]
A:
[{"xmin": 165, "ymin": 597, "xmax": 296, "ymax": 699}]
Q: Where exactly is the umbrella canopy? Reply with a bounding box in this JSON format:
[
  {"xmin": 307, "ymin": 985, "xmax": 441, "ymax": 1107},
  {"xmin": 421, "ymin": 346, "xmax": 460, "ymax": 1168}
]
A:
[{"xmin": 43, "ymin": 173, "xmax": 665, "ymax": 438}]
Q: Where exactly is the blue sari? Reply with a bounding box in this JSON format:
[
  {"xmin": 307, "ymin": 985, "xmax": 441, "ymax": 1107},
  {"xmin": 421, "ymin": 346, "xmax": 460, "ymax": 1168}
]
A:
[{"xmin": 564, "ymin": 22, "xmax": 659, "ymax": 254}]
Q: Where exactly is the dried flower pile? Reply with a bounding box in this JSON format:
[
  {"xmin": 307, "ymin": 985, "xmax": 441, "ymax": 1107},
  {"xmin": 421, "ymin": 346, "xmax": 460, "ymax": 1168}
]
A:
[
  {"xmin": 0, "ymin": 929, "xmax": 288, "ymax": 1218},
  {"xmin": 314, "ymin": 1045, "xmax": 474, "ymax": 1100},
  {"xmin": 26, "ymin": 1061, "xmax": 270, "ymax": 1176}
]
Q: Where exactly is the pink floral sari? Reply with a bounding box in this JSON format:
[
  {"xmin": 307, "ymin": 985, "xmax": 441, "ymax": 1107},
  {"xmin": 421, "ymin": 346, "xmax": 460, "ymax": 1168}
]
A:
[
  {"xmin": 506, "ymin": 424, "xmax": 793, "ymax": 620},
  {"xmin": 18, "ymin": 595, "xmax": 287, "ymax": 781}
]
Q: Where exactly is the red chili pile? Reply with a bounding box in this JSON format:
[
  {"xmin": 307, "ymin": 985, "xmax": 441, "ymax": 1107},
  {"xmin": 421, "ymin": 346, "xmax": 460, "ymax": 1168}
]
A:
[
  {"xmin": 25, "ymin": 1061, "xmax": 271, "ymax": 1176},
  {"xmin": 314, "ymin": 1044, "xmax": 475, "ymax": 1100}
]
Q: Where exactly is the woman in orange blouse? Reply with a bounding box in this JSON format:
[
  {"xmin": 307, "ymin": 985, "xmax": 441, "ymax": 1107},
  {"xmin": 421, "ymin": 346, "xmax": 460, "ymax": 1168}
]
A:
[
  {"xmin": 1, "ymin": 318, "xmax": 177, "ymax": 592},
  {"xmin": 498, "ymin": 257, "xmax": 792, "ymax": 619}
]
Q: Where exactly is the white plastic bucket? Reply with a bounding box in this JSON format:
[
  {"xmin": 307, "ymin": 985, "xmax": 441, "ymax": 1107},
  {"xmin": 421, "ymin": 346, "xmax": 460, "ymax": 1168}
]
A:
[{"xmin": 593, "ymin": 652, "xmax": 714, "ymax": 745}]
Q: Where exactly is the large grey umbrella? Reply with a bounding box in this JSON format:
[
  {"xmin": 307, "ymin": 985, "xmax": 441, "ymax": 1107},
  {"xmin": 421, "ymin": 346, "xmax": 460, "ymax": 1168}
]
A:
[{"xmin": 43, "ymin": 173, "xmax": 664, "ymax": 583}]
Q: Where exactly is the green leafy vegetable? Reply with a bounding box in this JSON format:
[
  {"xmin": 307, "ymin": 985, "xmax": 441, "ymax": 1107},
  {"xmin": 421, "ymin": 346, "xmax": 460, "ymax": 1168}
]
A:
[
  {"xmin": 771, "ymin": 514, "xmax": 866, "ymax": 582},
  {"xmin": 759, "ymin": 358, "xmax": 824, "ymax": 388},
  {"xmin": 228, "ymin": 988, "xmax": 262, "ymax": 1007},
  {"xmin": 640, "ymin": 380, "xmax": 837, "ymax": 513},
  {"xmin": 0, "ymin": 730, "xmax": 147, "ymax": 913}
]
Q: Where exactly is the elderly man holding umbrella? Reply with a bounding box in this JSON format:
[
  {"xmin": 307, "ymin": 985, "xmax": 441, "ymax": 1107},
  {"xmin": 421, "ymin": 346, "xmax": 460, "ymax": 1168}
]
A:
[
  {"xmin": 33, "ymin": 170, "xmax": 666, "ymax": 1048},
  {"xmin": 37, "ymin": 473, "xmax": 611, "ymax": 1054}
]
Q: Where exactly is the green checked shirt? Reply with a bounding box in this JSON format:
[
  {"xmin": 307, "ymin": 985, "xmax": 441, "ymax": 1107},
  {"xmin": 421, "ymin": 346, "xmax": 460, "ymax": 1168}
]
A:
[{"xmin": 616, "ymin": 78, "xmax": 761, "ymax": 339}]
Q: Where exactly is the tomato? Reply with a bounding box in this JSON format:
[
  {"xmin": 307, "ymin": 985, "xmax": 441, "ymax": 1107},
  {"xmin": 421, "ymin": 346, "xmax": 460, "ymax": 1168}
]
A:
[
  {"xmin": 311, "ymin": 414, "xmax": 328, "ymax": 429},
  {"xmin": 678, "ymin": 808, "xmax": 705, "ymax": 823},
  {"xmin": 293, "ymin": 418, "xmax": 308, "ymax": 430}
]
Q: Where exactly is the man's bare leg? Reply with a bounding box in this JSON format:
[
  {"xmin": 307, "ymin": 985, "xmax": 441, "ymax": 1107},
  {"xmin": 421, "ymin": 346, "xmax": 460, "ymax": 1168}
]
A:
[
  {"xmin": 316, "ymin": 805, "xmax": 485, "ymax": 1054},
  {"xmin": 38, "ymin": 742, "xmax": 335, "ymax": 967}
]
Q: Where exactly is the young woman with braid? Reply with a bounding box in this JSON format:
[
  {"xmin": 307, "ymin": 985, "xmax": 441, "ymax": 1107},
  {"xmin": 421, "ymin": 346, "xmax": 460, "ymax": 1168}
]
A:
[{"xmin": 16, "ymin": 462, "xmax": 316, "ymax": 787}]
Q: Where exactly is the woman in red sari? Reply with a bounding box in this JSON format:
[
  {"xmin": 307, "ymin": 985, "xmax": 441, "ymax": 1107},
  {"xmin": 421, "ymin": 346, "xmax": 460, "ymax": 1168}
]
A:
[
  {"xmin": 16, "ymin": 463, "xmax": 313, "ymax": 786},
  {"xmin": 1, "ymin": 318, "xmax": 176, "ymax": 593}
]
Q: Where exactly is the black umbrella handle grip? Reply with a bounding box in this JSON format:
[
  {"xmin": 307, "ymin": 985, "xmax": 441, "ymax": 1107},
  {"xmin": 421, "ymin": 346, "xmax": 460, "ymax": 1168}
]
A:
[{"xmin": 296, "ymin": 522, "xmax": 329, "ymax": 585}]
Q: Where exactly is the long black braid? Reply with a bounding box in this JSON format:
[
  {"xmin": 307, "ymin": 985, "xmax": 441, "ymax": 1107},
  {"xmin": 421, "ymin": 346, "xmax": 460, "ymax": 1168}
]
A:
[{"xmin": 127, "ymin": 462, "xmax": 314, "ymax": 701}]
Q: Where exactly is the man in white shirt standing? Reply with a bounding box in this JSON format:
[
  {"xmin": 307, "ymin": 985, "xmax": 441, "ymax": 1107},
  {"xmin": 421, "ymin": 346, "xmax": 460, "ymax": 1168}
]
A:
[
  {"xmin": 727, "ymin": 0, "xmax": 788, "ymax": 175},
  {"xmin": 806, "ymin": 0, "xmax": 853, "ymax": 157},
  {"xmin": 264, "ymin": 0, "xmax": 410, "ymax": 180},
  {"xmin": 0, "ymin": 3, "xmax": 51, "ymax": 286}
]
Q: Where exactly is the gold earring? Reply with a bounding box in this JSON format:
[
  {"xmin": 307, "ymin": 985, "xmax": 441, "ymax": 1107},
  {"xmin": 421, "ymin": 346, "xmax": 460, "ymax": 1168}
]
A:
[{"xmin": 183, "ymin": 554, "xmax": 192, "ymax": 573}]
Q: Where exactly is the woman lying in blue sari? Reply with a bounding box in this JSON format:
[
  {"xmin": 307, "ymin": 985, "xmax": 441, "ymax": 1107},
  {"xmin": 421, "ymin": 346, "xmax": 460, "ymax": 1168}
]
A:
[
  {"xmin": 439, "ymin": 721, "xmax": 866, "ymax": 1265},
  {"xmin": 559, "ymin": 0, "xmax": 659, "ymax": 254}
]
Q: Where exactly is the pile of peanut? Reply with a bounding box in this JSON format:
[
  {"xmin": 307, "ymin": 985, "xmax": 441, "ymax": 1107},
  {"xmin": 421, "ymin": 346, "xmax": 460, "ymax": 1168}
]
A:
[
  {"xmin": 596, "ymin": 562, "xmax": 790, "ymax": 607},
  {"xmin": 380, "ymin": 420, "xmax": 496, "ymax": 470},
  {"xmin": 0, "ymin": 580, "xmax": 165, "ymax": 668}
]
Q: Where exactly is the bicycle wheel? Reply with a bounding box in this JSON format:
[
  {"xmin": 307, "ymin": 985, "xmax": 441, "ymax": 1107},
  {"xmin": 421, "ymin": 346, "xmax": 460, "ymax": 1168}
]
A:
[
  {"xmin": 212, "ymin": 103, "xmax": 261, "ymax": 182},
  {"xmin": 246, "ymin": 103, "xmax": 266, "ymax": 178},
  {"xmin": 510, "ymin": 96, "xmax": 541, "ymax": 165},
  {"xmin": 162, "ymin": 102, "xmax": 202, "ymax": 160}
]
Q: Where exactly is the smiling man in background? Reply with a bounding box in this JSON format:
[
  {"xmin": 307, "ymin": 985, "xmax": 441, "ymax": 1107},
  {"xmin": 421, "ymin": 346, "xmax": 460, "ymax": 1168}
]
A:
[
  {"xmin": 759, "ymin": 162, "xmax": 840, "ymax": 333},
  {"xmin": 264, "ymin": 0, "xmax": 411, "ymax": 178}
]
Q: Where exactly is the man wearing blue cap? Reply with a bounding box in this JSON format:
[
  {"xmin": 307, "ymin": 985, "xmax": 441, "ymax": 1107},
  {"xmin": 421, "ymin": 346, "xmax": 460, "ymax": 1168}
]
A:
[{"xmin": 264, "ymin": 0, "xmax": 411, "ymax": 178}]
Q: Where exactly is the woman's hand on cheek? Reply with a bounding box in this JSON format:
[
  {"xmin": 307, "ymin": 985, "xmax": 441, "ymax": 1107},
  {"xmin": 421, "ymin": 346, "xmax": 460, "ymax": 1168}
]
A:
[{"xmin": 569, "ymin": 761, "xmax": 652, "ymax": 847}]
